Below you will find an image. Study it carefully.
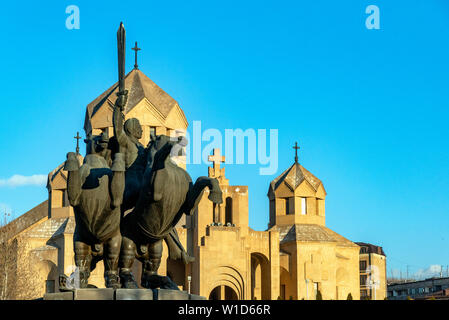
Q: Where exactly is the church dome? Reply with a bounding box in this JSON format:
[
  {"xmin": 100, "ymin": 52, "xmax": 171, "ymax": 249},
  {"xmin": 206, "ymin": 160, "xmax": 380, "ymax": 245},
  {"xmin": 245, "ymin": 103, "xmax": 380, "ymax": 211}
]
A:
[
  {"xmin": 267, "ymin": 143, "xmax": 327, "ymax": 228},
  {"xmin": 269, "ymin": 142, "xmax": 325, "ymax": 195},
  {"xmin": 269, "ymin": 161, "xmax": 323, "ymax": 193}
]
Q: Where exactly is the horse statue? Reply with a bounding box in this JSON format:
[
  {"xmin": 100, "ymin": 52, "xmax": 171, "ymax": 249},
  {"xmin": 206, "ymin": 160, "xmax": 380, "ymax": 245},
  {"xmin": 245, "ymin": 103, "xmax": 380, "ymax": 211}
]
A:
[
  {"xmin": 61, "ymin": 131, "xmax": 126, "ymax": 289},
  {"xmin": 118, "ymin": 134, "xmax": 223, "ymax": 289}
]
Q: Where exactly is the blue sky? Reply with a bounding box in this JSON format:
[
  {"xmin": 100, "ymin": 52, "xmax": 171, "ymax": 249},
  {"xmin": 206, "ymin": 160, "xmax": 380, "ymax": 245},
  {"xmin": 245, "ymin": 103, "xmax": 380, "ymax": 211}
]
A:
[{"xmin": 0, "ymin": 0, "xmax": 448, "ymax": 279}]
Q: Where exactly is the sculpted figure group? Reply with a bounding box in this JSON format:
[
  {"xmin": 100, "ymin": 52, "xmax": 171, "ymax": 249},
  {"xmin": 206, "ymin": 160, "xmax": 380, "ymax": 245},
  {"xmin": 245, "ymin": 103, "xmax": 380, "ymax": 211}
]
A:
[{"xmin": 62, "ymin": 90, "xmax": 222, "ymax": 290}]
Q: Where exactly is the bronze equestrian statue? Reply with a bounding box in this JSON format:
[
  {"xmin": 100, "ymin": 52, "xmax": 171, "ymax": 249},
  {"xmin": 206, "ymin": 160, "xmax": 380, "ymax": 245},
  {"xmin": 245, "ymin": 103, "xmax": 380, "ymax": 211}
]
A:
[
  {"xmin": 63, "ymin": 131, "xmax": 125, "ymax": 289},
  {"xmin": 60, "ymin": 23, "xmax": 223, "ymax": 292},
  {"xmin": 118, "ymin": 134, "xmax": 223, "ymax": 289}
]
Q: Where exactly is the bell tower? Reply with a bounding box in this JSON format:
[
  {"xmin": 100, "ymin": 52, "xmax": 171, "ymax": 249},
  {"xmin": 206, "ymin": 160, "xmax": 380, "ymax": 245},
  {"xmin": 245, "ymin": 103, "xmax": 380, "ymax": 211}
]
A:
[{"xmin": 267, "ymin": 142, "xmax": 327, "ymax": 228}]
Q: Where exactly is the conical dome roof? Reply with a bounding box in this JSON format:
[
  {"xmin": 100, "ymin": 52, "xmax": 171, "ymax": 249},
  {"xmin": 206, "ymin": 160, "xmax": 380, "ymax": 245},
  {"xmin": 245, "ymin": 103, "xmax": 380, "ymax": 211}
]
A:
[
  {"xmin": 84, "ymin": 68, "xmax": 186, "ymax": 133},
  {"xmin": 270, "ymin": 162, "xmax": 323, "ymax": 192}
]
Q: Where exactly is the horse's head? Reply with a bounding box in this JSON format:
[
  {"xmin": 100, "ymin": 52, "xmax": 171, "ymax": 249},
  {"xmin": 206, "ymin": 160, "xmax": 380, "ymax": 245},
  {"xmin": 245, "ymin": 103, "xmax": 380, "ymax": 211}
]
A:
[
  {"xmin": 146, "ymin": 134, "xmax": 186, "ymax": 170},
  {"xmin": 140, "ymin": 134, "xmax": 188, "ymax": 203}
]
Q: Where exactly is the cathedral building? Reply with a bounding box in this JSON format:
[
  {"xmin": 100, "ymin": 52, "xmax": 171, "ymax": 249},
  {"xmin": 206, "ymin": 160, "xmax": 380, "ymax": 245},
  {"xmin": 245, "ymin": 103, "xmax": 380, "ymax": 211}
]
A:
[{"xmin": 0, "ymin": 62, "xmax": 386, "ymax": 300}]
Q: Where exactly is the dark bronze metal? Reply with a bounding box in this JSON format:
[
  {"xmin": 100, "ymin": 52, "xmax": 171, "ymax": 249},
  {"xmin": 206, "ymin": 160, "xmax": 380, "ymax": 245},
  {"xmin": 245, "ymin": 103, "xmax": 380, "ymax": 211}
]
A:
[
  {"xmin": 74, "ymin": 131, "xmax": 81, "ymax": 155},
  {"xmin": 60, "ymin": 23, "xmax": 223, "ymax": 292},
  {"xmin": 111, "ymin": 89, "xmax": 145, "ymax": 213},
  {"xmin": 117, "ymin": 22, "xmax": 126, "ymax": 94},
  {"xmin": 63, "ymin": 131, "xmax": 125, "ymax": 289},
  {"xmin": 118, "ymin": 135, "xmax": 222, "ymax": 289}
]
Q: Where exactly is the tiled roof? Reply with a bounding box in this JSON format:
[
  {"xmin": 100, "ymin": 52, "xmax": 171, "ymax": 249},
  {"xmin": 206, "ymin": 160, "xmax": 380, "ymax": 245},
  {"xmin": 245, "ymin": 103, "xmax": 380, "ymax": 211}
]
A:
[
  {"xmin": 84, "ymin": 69, "xmax": 183, "ymax": 132},
  {"xmin": 24, "ymin": 217, "xmax": 75, "ymax": 239},
  {"xmin": 0, "ymin": 201, "xmax": 48, "ymax": 242},
  {"xmin": 355, "ymin": 242, "xmax": 386, "ymax": 256},
  {"xmin": 270, "ymin": 162, "xmax": 323, "ymax": 192},
  {"xmin": 270, "ymin": 224, "xmax": 358, "ymax": 247}
]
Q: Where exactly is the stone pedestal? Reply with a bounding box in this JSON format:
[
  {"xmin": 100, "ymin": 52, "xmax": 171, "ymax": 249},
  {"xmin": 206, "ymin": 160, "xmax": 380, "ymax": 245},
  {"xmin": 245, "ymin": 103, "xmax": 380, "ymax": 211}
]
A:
[
  {"xmin": 43, "ymin": 289, "xmax": 206, "ymax": 300},
  {"xmin": 116, "ymin": 289, "xmax": 153, "ymax": 300}
]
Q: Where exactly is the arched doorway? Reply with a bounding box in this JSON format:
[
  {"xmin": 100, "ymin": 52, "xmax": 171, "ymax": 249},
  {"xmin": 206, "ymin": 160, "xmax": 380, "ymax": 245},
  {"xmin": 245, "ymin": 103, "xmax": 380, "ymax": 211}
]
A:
[
  {"xmin": 207, "ymin": 266, "xmax": 245, "ymax": 299},
  {"xmin": 209, "ymin": 285, "xmax": 238, "ymax": 300},
  {"xmin": 250, "ymin": 253, "xmax": 270, "ymax": 300}
]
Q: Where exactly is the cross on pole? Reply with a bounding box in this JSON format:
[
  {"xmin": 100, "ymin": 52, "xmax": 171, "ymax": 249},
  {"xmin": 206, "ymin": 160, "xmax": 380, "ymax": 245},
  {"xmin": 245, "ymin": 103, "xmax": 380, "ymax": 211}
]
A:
[
  {"xmin": 132, "ymin": 41, "xmax": 141, "ymax": 69},
  {"xmin": 74, "ymin": 131, "xmax": 82, "ymax": 155},
  {"xmin": 293, "ymin": 141, "xmax": 300, "ymax": 163}
]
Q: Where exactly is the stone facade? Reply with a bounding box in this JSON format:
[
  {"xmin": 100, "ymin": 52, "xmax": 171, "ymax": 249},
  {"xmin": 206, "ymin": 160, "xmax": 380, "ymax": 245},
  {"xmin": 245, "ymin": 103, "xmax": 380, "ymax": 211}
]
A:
[
  {"xmin": 265, "ymin": 160, "xmax": 361, "ymax": 300},
  {"xmin": 44, "ymin": 288, "xmax": 205, "ymax": 300}
]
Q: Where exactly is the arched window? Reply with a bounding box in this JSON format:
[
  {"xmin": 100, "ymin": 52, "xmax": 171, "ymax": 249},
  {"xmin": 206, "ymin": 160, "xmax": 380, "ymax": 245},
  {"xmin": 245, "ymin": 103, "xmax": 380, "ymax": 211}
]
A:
[
  {"xmin": 301, "ymin": 197, "xmax": 307, "ymax": 215},
  {"xmin": 284, "ymin": 197, "xmax": 294, "ymax": 215},
  {"xmin": 63, "ymin": 190, "xmax": 69, "ymax": 207},
  {"xmin": 225, "ymin": 197, "xmax": 233, "ymax": 225}
]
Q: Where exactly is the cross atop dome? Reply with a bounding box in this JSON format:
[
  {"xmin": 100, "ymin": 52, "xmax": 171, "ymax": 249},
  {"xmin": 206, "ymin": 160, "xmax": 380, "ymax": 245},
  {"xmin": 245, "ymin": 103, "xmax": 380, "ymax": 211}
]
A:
[
  {"xmin": 293, "ymin": 141, "xmax": 300, "ymax": 163},
  {"xmin": 132, "ymin": 41, "xmax": 141, "ymax": 70},
  {"xmin": 208, "ymin": 148, "xmax": 229, "ymax": 185}
]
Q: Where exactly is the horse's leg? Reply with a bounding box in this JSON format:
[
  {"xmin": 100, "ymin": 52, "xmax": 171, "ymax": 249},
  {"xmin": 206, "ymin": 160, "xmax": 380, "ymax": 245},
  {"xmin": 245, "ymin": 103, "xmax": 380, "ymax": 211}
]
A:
[
  {"xmin": 103, "ymin": 232, "xmax": 122, "ymax": 289},
  {"xmin": 90, "ymin": 243, "xmax": 103, "ymax": 272},
  {"xmin": 118, "ymin": 236, "xmax": 139, "ymax": 288},
  {"xmin": 74, "ymin": 240, "xmax": 92, "ymax": 288},
  {"xmin": 143, "ymin": 239, "xmax": 162, "ymax": 275},
  {"xmin": 165, "ymin": 229, "xmax": 195, "ymax": 264},
  {"xmin": 64, "ymin": 152, "xmax": 82, "ymax": 206},
  {"xmin": 205, "ymin": 177, "xmax": 223, "ymax": 203},
  {"xmin": 184, "ymin": 176, "xmax": 223, "ymax": 215},
  {"xmin": 140, "ymin": 239, "xmax": 179, "ymax": 290},
  {"xmin": 110, "ymin": 153, "xmax": 125, "ymax": 209},
  {"xmin": 141, "ymin": 239, "xmax": 162, "ymax": 288}
]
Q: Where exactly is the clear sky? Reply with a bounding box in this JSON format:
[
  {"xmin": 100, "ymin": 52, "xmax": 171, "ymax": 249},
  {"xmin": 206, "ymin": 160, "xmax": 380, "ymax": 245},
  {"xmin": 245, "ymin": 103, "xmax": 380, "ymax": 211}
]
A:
[{"xmin": 0, "ymin": 0, "xmax": 448, "ymax": 279}]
